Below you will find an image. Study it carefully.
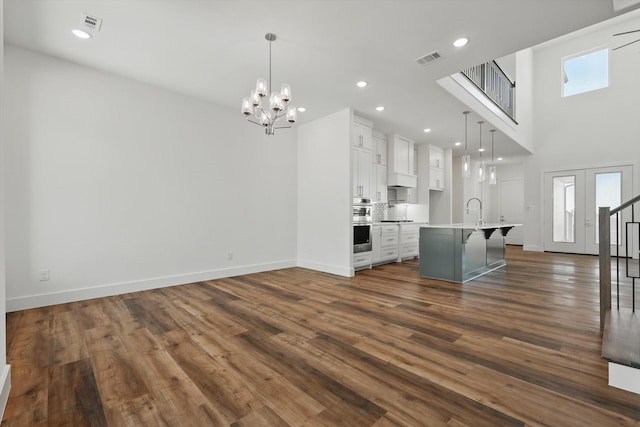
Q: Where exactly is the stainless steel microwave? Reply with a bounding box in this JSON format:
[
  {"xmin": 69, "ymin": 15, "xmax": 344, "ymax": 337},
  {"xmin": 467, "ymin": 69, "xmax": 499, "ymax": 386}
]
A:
[{"xmin": 353, "ymin": 197, "xmax": 372, "ymax": 224}]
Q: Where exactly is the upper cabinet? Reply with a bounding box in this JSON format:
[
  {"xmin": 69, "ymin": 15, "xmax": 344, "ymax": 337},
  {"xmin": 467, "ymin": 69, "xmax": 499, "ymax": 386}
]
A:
[
  {"xmin": 428, "ymin": 145, "xmax": 445, "ymax": 191},
  {"xmin": 387, "ymin": 134, "xmax": 417, "ymax": 188},
  {"xmin": 351, "ymin": 116, "xmax": 373, "ymax": 198},
  {"xmin": 373, "ymin": 135, "xmax": 387, "ymax": 166},
  {"xmin": 372, "ymin": 164, "xmax": 388, "ymax": 203},
  {"xmin": 352, "ymin": 147, "xmax": 372, "ymax": 198},
  {"xmin": 351, "ymin": 117, "xmax": 373, "ymax": 150}
]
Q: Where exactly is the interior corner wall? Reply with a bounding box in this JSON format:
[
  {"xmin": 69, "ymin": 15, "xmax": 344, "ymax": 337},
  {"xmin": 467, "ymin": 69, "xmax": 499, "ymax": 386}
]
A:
[
  {"xmin": 297, "ymin": 109, "xmax": 352, "ymax": 276},
  {"xmin": 0, "ymin": 0, "xmax": 13, "ymax": 418},
  {"xmin": 514, "ymin": 49, "xmax": 534, "ymax": 153},
  {"xmin": 3, "ymin": 45, "xmax": 298, "ymax": 311},
  {"xmin": 524, "ymin": 15, "xmax": 640, "ymax": 251}
]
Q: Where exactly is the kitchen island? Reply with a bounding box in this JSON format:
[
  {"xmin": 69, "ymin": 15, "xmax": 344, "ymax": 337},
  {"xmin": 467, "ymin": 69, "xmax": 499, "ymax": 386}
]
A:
[{"xmin": 419, "ymin": 223, "xmax": 521, "ymax": 283}]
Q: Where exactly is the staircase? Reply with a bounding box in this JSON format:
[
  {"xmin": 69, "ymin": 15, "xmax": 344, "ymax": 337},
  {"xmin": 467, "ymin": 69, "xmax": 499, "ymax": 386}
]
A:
[{"xmin": 599, "ymin": 195, "xmax": 640, "ymax": 394}]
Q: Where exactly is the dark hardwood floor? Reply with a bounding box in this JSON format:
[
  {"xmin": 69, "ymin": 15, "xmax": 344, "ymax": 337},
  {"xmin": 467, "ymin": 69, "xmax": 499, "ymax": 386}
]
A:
[{"xmin": 3, "ymin": 247, "xmax": 640, "ymax": 426}]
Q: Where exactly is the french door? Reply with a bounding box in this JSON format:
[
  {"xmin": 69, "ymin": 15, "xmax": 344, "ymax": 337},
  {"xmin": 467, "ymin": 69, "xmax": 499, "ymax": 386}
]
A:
[{"xmin": 544, "ymin": 165, "xmax": 632, "ymax": 255}]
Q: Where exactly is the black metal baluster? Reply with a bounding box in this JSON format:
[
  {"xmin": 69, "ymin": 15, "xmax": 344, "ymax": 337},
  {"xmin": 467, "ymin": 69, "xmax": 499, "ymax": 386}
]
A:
[{"xmin": 616, "ymin": 211, "xmax": 620, "ymax": 309}]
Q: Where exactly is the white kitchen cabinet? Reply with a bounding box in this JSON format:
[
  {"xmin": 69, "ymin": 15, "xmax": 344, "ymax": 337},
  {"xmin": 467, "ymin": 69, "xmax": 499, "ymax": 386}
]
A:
[
  {"xmin": 352, "ymin": 147, "xmax": 372, "ymax": 198},
  {"xmin": 353, "ymin": 251, "xmax": 372, "ymax": 270},
  {"xmin": 351, "ymin": 119, "xmax": 373, "ymax": 150},
  {"xmin": 428, "ymin": 145, "xmax": 445, "ymax": 191},
  {"xmin": 372, "ymin": 224, "xmax": 399, "ymax": 264},
  {"xmin": 429, "ymin": 167, "xmax": 445, "ymax": 191},
  {"xmin": 399, "ymin": 223, "xmax": 420, "ymax": 260},
  {"xmin": 372, "ymin": 164, "xmax": 388, "ymax": 203},
  {"xmin": 387, "ymin": 134, "xmax": 417, "ymax": 187},
  {"xmin": 373, "ymin": 135, "xmax": 387, "ymax": 165}
]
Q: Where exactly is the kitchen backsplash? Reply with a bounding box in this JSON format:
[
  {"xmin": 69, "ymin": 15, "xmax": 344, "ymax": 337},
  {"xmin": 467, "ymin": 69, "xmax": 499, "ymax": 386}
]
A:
[{"xmin": 373, "ymin": 202, "xmax": 408, "ymax": 222}]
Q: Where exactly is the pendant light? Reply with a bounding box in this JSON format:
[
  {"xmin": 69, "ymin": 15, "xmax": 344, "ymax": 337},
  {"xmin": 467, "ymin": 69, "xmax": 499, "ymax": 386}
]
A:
[
  {"xmin": 462, "ymin": 111, "xmax": 471, "ymax": 178},
  {"xmin": 241, "ymin": 33, "xmax": 297, "ymax": 136},
  {"xmin": 489, "ymin": 129, "xmax": 497, "ymax": 185},
  {"xmin": 477, "ymin": 121, "xmax": 485, "ymax": 182}
]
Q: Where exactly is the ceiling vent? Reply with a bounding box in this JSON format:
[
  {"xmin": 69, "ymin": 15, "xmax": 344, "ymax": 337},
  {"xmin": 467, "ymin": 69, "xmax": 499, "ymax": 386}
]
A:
[
  {"xmin": 81, "ymin": 13, "xmax": 103, "ymax": 32},
  {"xmin": 415, "ymin": 51, "xmax": 443, "ymax": 66}
]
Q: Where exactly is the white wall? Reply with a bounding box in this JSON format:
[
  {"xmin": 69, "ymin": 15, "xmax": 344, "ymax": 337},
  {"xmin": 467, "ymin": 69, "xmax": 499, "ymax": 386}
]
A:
[
  {"xmin": 297, "ymin": 109, "xmax": 352, "ymax": 276},
  {"xmin": 524, "ymin": 13, "xmax": 640, "ymax": 251},
  {"xmin": 3, "ymin": 46, "xmax": 298, "ymax": 310},
  {"xmin": 0, "ymin": 0, "xmax": 13, "ymax": 417}
]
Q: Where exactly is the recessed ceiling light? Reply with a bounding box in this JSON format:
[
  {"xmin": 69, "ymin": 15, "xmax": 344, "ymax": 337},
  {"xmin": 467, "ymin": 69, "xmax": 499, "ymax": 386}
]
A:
[
  {"xmin": 453, "ymin": 37, "xmax": 469, "ymax": 48},
  {"xmin": 72, "ymin": 29, "xmax": 91, "ymax": 39},
  {"xmin": 356, "ymin": 81, "xmax": 368, "ymax": 88},
  {"xmin": 497, "ymin": 157, "xmax": 503, "ymax": 161},
  {"xmin": 478, "ymin": 148, "xmax": 485, "ymax": 152},
  {"xmin": 423, "ymin": 128, "xmax": 431, "ymax": 133},
  {"xmin": 376, "ymin": 106, "xmax": 384, "ymax": 112},
  {"xmin": 297, "ymin": 107, "xmax": 306, "ymax": 112},
  {"xmin": 454, "ymin": 142, "xmax": 462, "ymax": 146}
]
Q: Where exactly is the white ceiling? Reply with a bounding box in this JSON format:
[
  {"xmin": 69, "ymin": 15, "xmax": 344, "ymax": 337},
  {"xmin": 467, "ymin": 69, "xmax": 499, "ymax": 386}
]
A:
[{"xmin": 3, "ymin": 0, "xmax": 636, "ymax": 161}]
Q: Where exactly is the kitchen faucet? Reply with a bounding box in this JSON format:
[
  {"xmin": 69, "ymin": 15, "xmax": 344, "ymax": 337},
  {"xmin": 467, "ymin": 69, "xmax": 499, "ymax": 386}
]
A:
[{"xmin": 466, "ymin": 197, "xmax": 484, "ymax": 226}]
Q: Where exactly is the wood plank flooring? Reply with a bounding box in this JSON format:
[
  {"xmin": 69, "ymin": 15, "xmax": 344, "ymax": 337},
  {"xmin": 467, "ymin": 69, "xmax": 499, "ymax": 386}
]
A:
[{"xmin": 3, "ymin": 247, "xmax": 640, "ymax": 426}]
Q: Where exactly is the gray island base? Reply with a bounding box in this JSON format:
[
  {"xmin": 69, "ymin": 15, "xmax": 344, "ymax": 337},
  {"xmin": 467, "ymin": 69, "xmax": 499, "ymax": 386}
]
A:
[{"xmin": 419, "ymin": 224, "xmax": 521, "ymax": 283}]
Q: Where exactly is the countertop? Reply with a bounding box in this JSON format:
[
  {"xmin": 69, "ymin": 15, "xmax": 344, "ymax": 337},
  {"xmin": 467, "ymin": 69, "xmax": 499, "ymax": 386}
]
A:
[
  {"xmin": 421, "ymin": 223, "xmax": 521, "ymax": 230},
  {"xmin": 373, "ymin": 222, "xmax": 429, "ymax": 226}
]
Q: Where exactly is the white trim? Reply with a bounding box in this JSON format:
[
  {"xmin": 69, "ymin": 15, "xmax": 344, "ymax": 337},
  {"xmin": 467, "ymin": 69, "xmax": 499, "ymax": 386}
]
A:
[
  {"xmin": 523, "ymin": 245, "xmax": 544, "ymax": 252},
  {"xmin": 6, "ymin": 260, "xmax": 296, "ymax": 312},
  {"xmin": 297, "ymin": 259, "xmax": 352, "ymax": 277},
  {"xmin": 0, "ymin": 365, "xmax": 11, "ymax": 421},
  {"xmin": 609, "ymin": 362, "xmax": 640, "ymax": 395}
]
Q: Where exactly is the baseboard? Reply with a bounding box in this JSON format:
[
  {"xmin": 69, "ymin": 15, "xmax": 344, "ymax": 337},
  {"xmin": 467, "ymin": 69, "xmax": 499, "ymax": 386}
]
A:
[
  {"xmin": 0, "ymin": 365, "xmax": 11, "ymax": 421},
  {"xmin": 296, "ymin": 259, "xmax": 352, "ymax": 277},
  {"xmin": 609, "ymin": 362, "xmax": 640, "ymax": 395},
  {"xmin": 6, "ymin": 260, "xmax": 297, "ymax": 312},
  {"xmin": 523, "ymin": 245, "xmax": 544, "ymax": 252}
]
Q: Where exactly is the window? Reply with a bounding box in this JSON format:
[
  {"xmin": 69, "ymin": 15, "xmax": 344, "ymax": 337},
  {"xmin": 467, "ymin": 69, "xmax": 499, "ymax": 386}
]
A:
[{"xmin": 562, "ymin": 48, "xmax": 608, "ymax": 97}]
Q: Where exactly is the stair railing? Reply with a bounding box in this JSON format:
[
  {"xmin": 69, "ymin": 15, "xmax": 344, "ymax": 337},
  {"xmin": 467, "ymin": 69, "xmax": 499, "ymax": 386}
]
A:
[{"xmin": 599, "ymin": 194, "xmax": 640, "ymax": 326}]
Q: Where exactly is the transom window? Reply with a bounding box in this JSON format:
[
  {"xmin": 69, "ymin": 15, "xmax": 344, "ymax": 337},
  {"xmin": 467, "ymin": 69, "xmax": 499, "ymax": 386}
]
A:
[{"xmin": 562, "ymin": 47, "xmax": 609, "ymax": 97}]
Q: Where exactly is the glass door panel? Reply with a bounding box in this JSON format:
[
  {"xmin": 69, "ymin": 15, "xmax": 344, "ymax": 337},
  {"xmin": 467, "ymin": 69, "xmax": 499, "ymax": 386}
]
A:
[
  {"xmin": 544, "ymin": 170, "xmax": 585, "ymax": 253},
  {"xmin": 586, "ymin": 165, "xmax": 632, "ymax": 255},
  {"xmin": 552, "ymin": 176, "xmax": 576, "ymax": 243}
]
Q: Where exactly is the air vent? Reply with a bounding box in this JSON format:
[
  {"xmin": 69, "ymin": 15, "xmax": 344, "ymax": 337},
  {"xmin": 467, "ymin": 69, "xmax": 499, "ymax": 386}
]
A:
[
  {"xmin": 415, "ymin": 51, "xmax": 443, "ymax": 66},
  {"xmin": 81, "ymin": 13, "xmax": 103, "ymax": 32}
]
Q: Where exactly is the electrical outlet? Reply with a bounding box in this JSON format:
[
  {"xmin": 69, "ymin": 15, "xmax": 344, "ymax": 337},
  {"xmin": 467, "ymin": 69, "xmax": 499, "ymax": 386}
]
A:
[
  {"xmin": 227, "ymin": 252, "xmax": 233, "ymax": 261},
  {"xmin": 39, "ymin": 269, "xmax": 50, "ymax": 281}
]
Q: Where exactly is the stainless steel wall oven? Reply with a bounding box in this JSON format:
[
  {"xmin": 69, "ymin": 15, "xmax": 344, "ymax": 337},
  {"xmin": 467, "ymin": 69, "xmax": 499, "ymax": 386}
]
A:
[{"xmin": 353, "ymin": 198, "xmax": 372, "ymax": 253}]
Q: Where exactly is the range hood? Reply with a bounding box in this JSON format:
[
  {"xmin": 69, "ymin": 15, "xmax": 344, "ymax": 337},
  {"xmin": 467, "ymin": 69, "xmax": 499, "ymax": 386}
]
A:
[
  {"xmin": 388, "ymin": 187, "xmax": 414, "ymax": 204},
  {"xmin": 387, "ymin": 134, "xmax": 417, "ymax": 188},
  {"xmin": 387, "ymin": 172, "xmax": 417, "ymax": 188}
]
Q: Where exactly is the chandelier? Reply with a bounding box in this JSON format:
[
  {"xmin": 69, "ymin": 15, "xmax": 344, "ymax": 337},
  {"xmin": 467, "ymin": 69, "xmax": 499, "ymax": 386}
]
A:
[{"xmin": 241, "ymin": 33, "xmax": 297, "ymax": 135}]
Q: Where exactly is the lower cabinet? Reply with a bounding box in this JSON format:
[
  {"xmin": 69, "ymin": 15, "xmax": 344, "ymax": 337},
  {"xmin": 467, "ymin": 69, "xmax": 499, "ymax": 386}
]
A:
[
  {"xmin": 399, "ymin": 224, "xmax": 421, "ymax": 260},
  {"xmin": 353, "ymin": 252, "xmax": 372, "ymax": 270},
  {"xmin": 372, "ymin": 224, "xmax": 399, "ymax": 265}
]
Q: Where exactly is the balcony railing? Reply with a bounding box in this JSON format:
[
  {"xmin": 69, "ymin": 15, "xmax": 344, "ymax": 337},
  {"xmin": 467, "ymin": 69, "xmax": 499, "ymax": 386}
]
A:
[{"xmin": 461, "ymin": 61, "xmax": 516, "ymax": 122}]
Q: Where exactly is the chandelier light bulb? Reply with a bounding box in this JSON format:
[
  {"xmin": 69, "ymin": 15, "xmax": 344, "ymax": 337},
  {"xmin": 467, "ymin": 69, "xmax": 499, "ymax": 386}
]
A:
[
  {"xmin": 256, "ymin": 79, "xmax": 267, "ymax": 97},
  {"xmin": 250, "ymin": 90, "xmax": 260, "ymax": 107},
  {"xmin": 259, "ymin": 111, "xmax": 270, "ymax": 126},
  {"xmin": 280, "ymin": 84, "xmax": 291, "ymax": 102},
  {"xmin": 241, "ymin": 97, "xmax": 253, "ymax": 116},
  {"xmin": 286, "ymin": 106, "xmax": 297, "ymax": 123},
  {"xmin": 269, "ymin": 92, "xmax": 284, "ymax": 111}
]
